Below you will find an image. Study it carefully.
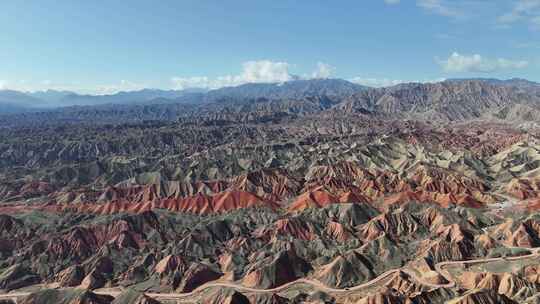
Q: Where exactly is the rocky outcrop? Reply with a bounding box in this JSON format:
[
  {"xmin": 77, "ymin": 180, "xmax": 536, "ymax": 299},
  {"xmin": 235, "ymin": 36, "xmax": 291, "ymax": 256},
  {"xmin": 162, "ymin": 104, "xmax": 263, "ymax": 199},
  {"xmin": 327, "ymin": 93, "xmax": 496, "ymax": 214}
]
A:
[
  {"xmin": 243, "ymin": 249, "xmax": 312, "ymax": 289},
  {"xmin": 20, "ymin": 289, "xmax": 114, "ymax": 304},
  {"xmin": 450, "ymin": 289, "xmax": 517, "ymax": 304},
  {"xmin": 111, "ymin": 289, "xmax": 161, "ymax": 304},
  {"xmin": 176, "ymin": 263, "xmax": 222, "ymax": 292},
  {"xmin": 201, "ymin": 288, "xmax": 250, "ymax": 304},
  {"xmin": 460, "ymin": 271, "xmax": 540, "ymax": 300},
  {"xmin": 249, "ymin": 293, "xmax": 289, "ymax": 304},
  {"xmin": 356, "ymin": 288, "xmax": 406, "ymax": 304},
  {"xmin": 55, "ymin": 265, "xmax": 85, "ymax": 287},
  {"xmin": 79, "ymin": 270, "xmax": 107, "ymax": 290},
  {"xmin": 314, "ymin": 250, "xmax": 374, "ymax": 288},
  {"xmin": 0, "ymin": 264, "xmax": 40, "ymax": 292}
]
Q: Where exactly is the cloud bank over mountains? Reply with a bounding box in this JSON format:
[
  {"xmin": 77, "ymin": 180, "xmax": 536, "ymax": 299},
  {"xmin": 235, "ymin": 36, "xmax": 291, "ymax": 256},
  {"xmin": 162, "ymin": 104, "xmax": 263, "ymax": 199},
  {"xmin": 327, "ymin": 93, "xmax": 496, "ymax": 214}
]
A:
[
  {"xmin": 171, "ymin": 60, "xmax": 293, "ymax": 90},
  {"xmin": 438, "ymin": 52, "xmax": 529, "ymax": 73},
  {"xmin": 171, "ymin": 60, "xmax": 337, "ymax": 90}
]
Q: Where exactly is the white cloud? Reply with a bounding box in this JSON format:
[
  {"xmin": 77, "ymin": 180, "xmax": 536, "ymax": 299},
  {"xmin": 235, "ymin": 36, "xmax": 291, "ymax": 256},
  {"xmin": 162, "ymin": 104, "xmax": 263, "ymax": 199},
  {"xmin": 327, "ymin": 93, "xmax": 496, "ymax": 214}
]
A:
[
  {"xmin": 384, "ymin": 0, "xmax": 400, "ymax": 5},
  {"xmin": 172, "ymin": 60, "xmax": 296, "ymax": 90},
  {"xmin": 169, "ymin": 77, "xmax": 214, "ymax": 91},
  {"xmin": 241, "ymin": 60, "xmax": 292, "ymax": 83},
  {"xmin": 424, "ymin": 78, "xmax": 447, "ymax": 84},
  {"xmin": 94, "ymin": 80, "xmax": 146, "ymax": 95},
  {"xmin": 312, "ymin": 62, "xmax": 335, "ymax": 79},
  {"xmin": 416, "ymin": 0, "xmax": 462, "ymax": 18},
  {"xmin": 497, "ymin": 0, "xmax": 540, "ymax": 27},
  {"xmin": 0, "ymin": 79, "xmax": 148, "ymax": 95},
  {"xmin": 350, "ymin": 77, "xmax": 406, "ymax": 87},
  {"xmin": 437, "ymin": 52, "xmax": 529, "ymax": 73},
  {"xmin": 349, "ymin": 77, "xmax": 446, "ymax": 88}
]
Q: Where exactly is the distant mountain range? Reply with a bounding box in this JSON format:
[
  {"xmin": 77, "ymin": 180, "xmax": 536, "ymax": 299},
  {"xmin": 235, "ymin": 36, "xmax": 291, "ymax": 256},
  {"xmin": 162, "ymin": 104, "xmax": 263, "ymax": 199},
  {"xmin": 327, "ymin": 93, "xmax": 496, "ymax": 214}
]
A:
[
  {"xmin": 205, "ymin": 78, "xmax": 366, "ymax": 101},
  {"xmin": 0, "ymin": 88, "xmax": 206, "ymax": 112},
  {"xmin": 0, "ymin": 79, "xmax": 367, "ymax": 114},
  {"xmin": 1, "ymin": 78, "xmax": 540, "ymax": 124},
  {"xmin": 0, "ymin": 90, "xmax": 44, "ymax": 114}
]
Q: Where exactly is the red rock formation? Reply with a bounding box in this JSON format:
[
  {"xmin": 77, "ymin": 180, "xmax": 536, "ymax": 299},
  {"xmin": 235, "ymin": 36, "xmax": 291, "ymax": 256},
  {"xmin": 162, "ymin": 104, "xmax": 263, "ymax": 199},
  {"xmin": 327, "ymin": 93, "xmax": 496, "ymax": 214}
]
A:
[
  {"xmin": 339, "ymin": 191, "xmax": 371, "ymax": 204},
  {"xmin": 358, "ymin": 210, "xmax": 420, "ymax": 241},
  {"xmin": 506, "ymin": 178, "xmax": 540, "ymax": 200},
  {"xmin": 288, "ymin": 187, "xmax": 371, "ymax": 212},
  {"xmin": 19, "ymin": 181, "xmax": 54, "ymax": 198},
  {"xmin": 288, "ymin": 188, "xmax": 339, "ymax": 211},
  {"xmin": 417, "ymin": 237, "xmax": 474, "ymax": 264},
  {"xmin": 55, "ymin": 265, "xmax": 85, "ymax": 287},
  {"xmin": 155, "ymin": 255, "xmax": 187, "ymax": 275},
  {"xmin": 159, "ymin": 190, "xmax": 279, "ymax": 214},
  {"xmin": 383, "ymin": 190, "xmax": 484, "ymax": 208},
  {"xmin": 475, "ymin": 234, "xmax": 498, "ymax": 251},
  {"xmin": 47, "ymin": 227, "xmax": 99, "ymax": 259},
  {"xmin": 385, "ymin": 271, "xmax": 425, "ymax": 296},
  {"xmin": 229, "ymin": 168, "xmax": 301, "ymax": 201},
  {"xmin": 523, "ymin": 265, "xmax": 540, "ymax": 284},
  {"xmin": 61, "ymin": 190, "xmax": 278, "ymax": 215},
  {"xmin": 254, "ymin": 217, "xmax": 317, "ymax": 241},
  {"xmin": 436, "ymin": 224, "xmax": 474, "ymax": 244},
  {"xmin": 459, "ymin": 271, "xmax": 538, "ymax": 299},
  {"xmin": 325, "ymin": 221, "xmax": 352, "ymax": 242},
  {"xmin": 495, "ymin": 219, "xmax": 540, "ymax": 248},
  {"xmin": 356, "ymin": 287, "xmax": 406, "ymax": 304},
  {"xmin": 450, "ymin": 289, "xmax": 516, "ymax": 304}
]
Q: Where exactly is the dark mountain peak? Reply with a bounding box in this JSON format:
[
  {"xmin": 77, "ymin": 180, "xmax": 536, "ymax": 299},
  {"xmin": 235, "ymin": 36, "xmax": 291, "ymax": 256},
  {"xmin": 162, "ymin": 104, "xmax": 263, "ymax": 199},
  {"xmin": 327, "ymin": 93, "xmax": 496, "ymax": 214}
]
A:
[{"xmin": 205, "ymin": 78, "xmax": 366, "ymax": 102}]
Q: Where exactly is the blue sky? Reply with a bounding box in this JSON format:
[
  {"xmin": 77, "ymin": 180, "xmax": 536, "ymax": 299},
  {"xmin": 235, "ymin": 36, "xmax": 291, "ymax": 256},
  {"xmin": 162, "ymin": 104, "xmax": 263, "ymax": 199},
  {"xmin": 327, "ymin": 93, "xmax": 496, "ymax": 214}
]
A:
[{"xmin": 0, "ymin": 0, "xmax": 539, "ymax": 93}]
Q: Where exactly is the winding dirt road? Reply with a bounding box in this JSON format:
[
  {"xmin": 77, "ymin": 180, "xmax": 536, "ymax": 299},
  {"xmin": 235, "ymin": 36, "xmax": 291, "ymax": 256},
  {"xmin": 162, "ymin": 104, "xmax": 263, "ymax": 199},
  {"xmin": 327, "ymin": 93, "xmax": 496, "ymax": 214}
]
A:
[{"xmin": 1, "ymin": 247, "xmax": 539, "ymax": 302}]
